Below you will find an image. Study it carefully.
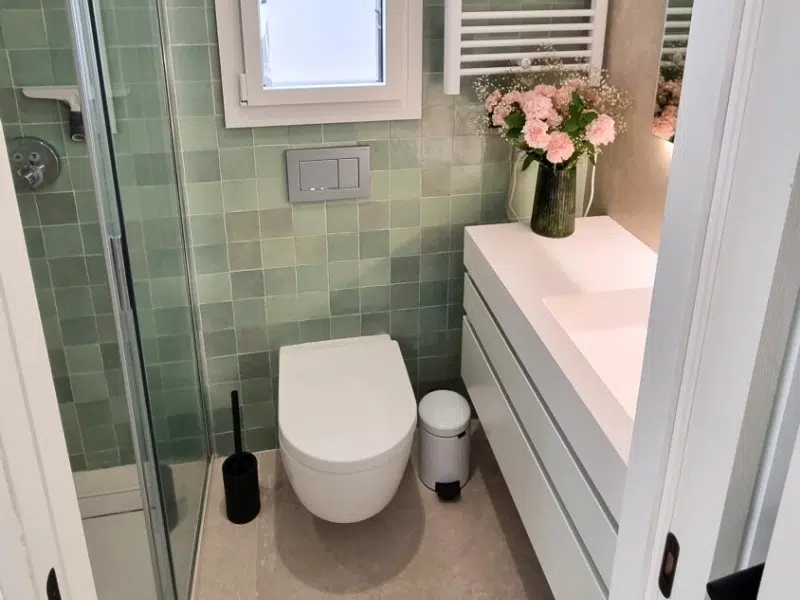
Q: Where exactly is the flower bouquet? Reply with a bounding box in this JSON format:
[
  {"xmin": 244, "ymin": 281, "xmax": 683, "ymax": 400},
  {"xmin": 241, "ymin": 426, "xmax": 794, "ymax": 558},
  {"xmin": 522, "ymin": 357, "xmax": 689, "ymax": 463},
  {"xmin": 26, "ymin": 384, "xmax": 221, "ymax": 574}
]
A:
[
  {"xmin": 653, "ymin": 51, "xmax": 684, "ymax": 142},
  {"xmin": 475, "ymin": 64, "xmax": 631, "ymax": 237}
]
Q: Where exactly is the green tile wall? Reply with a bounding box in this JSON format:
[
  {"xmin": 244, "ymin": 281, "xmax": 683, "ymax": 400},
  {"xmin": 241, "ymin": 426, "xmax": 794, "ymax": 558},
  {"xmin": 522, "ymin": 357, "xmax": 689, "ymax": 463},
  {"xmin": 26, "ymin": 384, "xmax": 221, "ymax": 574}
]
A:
[
  {"xmin": 162, "ymin": 0, "xmax": 588, "ymax": 454},
  {"xmin": 0, "ymin": 0, "xmax": 132, "ymax": 472},
  {"xmin": 1, "ymin": 0, "xmax": 207, "ymax": 471}
]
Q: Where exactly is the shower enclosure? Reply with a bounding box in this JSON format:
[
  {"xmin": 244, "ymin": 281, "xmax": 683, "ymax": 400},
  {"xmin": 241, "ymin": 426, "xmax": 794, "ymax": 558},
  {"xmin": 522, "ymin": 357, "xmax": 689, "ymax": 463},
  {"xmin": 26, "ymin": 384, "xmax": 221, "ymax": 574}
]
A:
[{"xmin": 1, "ymin": 0, "xmax": 208, "ymax": 597}]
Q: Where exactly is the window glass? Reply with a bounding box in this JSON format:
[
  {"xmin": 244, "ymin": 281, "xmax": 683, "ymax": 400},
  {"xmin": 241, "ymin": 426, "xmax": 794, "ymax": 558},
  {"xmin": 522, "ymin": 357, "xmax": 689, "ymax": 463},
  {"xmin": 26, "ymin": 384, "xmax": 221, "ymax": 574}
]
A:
[{"xmin": 258, "ymin": 0, "xmax": 385, "ymax": 89}]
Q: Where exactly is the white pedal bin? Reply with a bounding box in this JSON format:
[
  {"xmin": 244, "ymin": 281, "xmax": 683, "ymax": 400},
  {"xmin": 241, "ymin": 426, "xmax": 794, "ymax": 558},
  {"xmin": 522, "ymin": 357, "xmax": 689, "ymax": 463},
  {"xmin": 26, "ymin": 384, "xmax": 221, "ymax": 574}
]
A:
[{"xmin": 417, "ymin": 390, "xmax": 471, "ymax": 498}]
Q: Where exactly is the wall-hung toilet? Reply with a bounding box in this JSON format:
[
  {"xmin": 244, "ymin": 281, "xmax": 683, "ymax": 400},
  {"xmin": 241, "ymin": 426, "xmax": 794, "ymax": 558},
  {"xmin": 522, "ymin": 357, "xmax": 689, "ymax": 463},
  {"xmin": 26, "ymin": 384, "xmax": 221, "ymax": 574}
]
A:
[{"xmin": 278, "ymin": 335, "xmax": 418, "ymax": 523}]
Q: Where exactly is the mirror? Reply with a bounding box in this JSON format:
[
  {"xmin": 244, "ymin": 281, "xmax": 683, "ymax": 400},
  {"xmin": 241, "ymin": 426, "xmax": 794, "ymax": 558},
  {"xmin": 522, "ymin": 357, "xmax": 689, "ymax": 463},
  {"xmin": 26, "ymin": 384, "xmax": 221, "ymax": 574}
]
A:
[
  {"xmin": 257, "ymin": 0, "xmax": 385, "ymax": 90},
  {"xmin": 653, "ymin": 0, "xmax": 693, "ymax": 142}
]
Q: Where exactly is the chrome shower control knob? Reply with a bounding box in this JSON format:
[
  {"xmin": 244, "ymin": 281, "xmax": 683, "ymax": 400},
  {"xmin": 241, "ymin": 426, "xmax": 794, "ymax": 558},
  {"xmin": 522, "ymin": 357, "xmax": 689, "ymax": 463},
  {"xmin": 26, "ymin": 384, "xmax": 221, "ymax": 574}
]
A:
[
  {"xmin": 18, "ymin": 163, "xmax": 45, "ymax": 188},
  {"xmin": 7, "ymin": 137, "xmax": 61, "ymax": 191}
]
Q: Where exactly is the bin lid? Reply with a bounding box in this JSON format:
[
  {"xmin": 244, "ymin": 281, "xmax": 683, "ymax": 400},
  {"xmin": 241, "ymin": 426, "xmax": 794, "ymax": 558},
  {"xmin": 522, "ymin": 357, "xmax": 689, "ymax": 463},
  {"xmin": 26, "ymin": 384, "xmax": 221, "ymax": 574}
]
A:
[{"xmin": 418, "ymin": 390, "xmax": 471, "ymax": 437}]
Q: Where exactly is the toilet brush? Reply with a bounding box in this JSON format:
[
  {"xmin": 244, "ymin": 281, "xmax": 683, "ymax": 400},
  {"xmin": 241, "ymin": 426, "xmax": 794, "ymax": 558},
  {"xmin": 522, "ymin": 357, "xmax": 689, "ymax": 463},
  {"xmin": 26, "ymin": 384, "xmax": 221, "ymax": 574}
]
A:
[{"xmin": 222, "ymin": 390, "xmax": 261, "ymax": 524}]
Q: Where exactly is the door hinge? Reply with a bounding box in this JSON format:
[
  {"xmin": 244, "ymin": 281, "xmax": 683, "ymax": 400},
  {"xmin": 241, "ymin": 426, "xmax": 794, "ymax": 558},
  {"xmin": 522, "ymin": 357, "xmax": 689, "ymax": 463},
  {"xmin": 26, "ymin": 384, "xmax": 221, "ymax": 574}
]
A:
[
  {"xmin": 47, "ymin": 568, "xmax": 62, "ymax": 600},
  {"xmin": 659, "ymin": 532, "xmax": 681, "ymax": 598},
  {"xmin": 239, "ymin": 74, "xmax": 248, "ymax": 106}
]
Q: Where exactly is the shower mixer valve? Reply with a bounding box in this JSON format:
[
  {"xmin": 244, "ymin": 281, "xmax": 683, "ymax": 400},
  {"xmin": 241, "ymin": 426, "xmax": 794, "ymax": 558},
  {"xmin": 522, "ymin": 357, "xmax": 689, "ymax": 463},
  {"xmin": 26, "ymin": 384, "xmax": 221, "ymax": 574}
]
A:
[{"xmin": 7, "ymin": 137, "xmax": 61, "ymax": 191}]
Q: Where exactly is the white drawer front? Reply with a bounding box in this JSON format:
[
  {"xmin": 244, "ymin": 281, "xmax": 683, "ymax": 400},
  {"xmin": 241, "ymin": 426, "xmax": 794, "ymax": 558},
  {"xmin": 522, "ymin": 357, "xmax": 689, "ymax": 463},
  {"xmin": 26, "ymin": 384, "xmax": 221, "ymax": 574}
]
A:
[
  {"xmin": 464, "ymin": 277, "xmax": 617, "ymax": 584},
  {"xmin": 461, "ymin": 320, "xmax": 606, "ymax": 600}
]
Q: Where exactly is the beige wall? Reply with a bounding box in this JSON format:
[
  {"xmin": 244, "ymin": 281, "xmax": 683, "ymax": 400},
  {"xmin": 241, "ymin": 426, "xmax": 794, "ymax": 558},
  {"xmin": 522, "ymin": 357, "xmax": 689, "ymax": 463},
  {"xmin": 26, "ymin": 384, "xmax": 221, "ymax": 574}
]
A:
[{"xmin": 594, "ymin": 0, "xmax": 672, "ymax": 251}]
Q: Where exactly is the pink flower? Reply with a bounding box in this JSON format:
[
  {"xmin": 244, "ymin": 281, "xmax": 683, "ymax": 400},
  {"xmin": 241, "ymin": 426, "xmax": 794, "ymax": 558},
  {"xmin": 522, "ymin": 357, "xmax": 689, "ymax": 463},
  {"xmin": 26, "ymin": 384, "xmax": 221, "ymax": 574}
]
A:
[
  {"xmin": 485, "ymin": 89, "xmax": 502, "ymax": 112},
  {"xmin": 585, "ymin": 114, "xmax": 616, "ymax": 147},
  {"xmin": 532, "ymin": 84, "xmax": 557, "ymax": 98},
  {"xmin": 522, "ymin": 93, "xmax": 554, "ymax": 121},
  {"xmin": 546, "ymin": 108, "xmax": 563, "ymax": 128},
  {"xmin": 523, "ymin": 118, "xmax": 551, "ymax": 150},
  {"xmin": 546, "ymin": 132, "xmax": 575, "ymax": 164},
  {"xmin": 662, "ymin": 104, "xmax": 678, "ymax": 118},
  {"xmin": 652, "ymin": 115, "xmax": 677, "ymax": 140},
  {"xmin": 491, "ymin": 102, "xmax": 512, "ymax": 127},
  {"xmin": 662, "ymin": 80, "xmax": 682, "ymax": 100},
  {"xmin": 564, "ymin": 77, "xmax": 587, "ymax": 91},
  {"xmin": 553, "ymin": 86, "xmax": 576, "ymax": 109},
  {"xmin": 503, "ymin": 91, "xmax": 523, "ymax": 106}
]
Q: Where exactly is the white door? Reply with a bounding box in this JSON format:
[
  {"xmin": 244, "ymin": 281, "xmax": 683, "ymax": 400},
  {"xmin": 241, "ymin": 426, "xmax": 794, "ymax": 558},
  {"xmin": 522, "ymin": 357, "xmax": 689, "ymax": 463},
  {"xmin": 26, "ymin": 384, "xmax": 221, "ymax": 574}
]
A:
[
  {"xmin": 610, "ymin": 0, "xmax": 800, "ymax": 597},
  {"xmin": 757, "ymin": 420, "xmax": 800, "ymax": 598},
  {"xmin": 0, "ymin": 123, "xmax": 98, "ymax": 600}
]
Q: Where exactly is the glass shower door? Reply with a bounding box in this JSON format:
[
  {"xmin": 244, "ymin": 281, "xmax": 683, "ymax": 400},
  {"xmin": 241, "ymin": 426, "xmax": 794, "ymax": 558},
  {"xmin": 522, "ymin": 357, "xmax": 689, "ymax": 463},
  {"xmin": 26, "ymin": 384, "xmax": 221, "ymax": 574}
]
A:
[{"xmin": 66, "ymin": 0, "xmax": 209, "ymax": 598}]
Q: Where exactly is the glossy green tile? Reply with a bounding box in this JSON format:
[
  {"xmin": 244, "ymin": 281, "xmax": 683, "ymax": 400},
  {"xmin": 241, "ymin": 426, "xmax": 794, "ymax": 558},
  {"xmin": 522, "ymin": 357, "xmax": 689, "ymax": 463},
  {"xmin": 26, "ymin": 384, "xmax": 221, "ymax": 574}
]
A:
[
  {"xmin": 420, "ymin": 280, "xmax": 449, "ymax": 306},
  {"xmin": 420, "ymin": 253, "xmax": 450, "ymax": 281},
  {"xmin": 296, "ymin": 264, "xmax": 328, "ymax": 293},
  {"xmin": 189, "ymin": 214, "xmax": 226, "ymax": 245},
  {"xmin": 330, "ymin": 288, "xmax": 360, "ymax": 316},
  {"xmin": 359, "ymin": 230, "xmax": 389, "ymax": 259},
  {"xmin": 36, "ymin": 193, "xmax": 78, "ymax": 225},
  {"xmin": 328, "ymin": 261, "xmax": 359, "ymax": 290},
  {"xmin": 232, "ymin": 298, "xmax": 266, "ymax": 328},
  {"xmin": 65, "ymin": 344, "xmax": 103, "ymax": 374},
  {"xmin": 203, "ymin": 329, "xmax": 237, "ymax": 358},
  {"xmin": 183, "ymin": 150, "xmax": 220, "ymax": 182},
  {"xmin": 360, "ymin": 285, "xmax": 391, "ymax": 313},
  {"xmin": 292, "ymin": 204, "xmax": 326, "ymax": 235},
  {"xmin": 200, "ymin": 302, "xmax": 234, "ymax": 331},
  {"xmin": 361, "ymin": 311, "xmax": 390, "ymax": 336},
  {"xmin": 194, "ymin": 244, "xmax": 230, "ymax": 275},
  {"xmin": 288, "ymin": 124, "xmax": 322, "ymax": 144},
  {"xmin": 326, "ymin": 203, "xmax": 358, "ymax": 233},
  {"xmin": 390, "ymin": 227, "xmax": 422, "ymax": 257},
  {"xmin": 265, "ymin": 295, "xmax": 298, "ymax": 324},
  {"xmin": 259, "ymin": 207, "xmax": 293, "ymax": 238},
  {"xmin": 294, "ymin": 235, "xmax": 327, "ymax": 265},
  {"xmin": 390, "ymin": 309, "xmax": 420, "ymax": 337},
  {"xmin": 422, "ymin": 167, "xmax": 451, "ymax": 197},
  {"xmin": 322, "ymin": 123, "xmax": 356, "ymax": 142},
  {"xmin": 298, "ymin": 318, "xmax": 331, "ymax": 343},
  {"xmin": 222, "ymin": 179, "xmax": 259, "ymax": 211},
  {"xmin": 220, "ymin": 148, "xmax": 256, "ymax": 180},
  {"xmin": 263, "ymin": 267, "xmax": 297, "ymax": 296},
  {"xmin": 54, "ymin": 287, "xmax": 93, "ymax": 318},
  {"xmin": 358, "ymin": 201, "xmax": 390, "ymax": 231},
  {"xmin": 391, "ymin": 283, "xmax": 420, "ymax": 309},
  {"xmin": 48, "ymin": 257, "xmax": 89, "ymax": 288},
  {"xmin": 225, "ymin": 210, "xmax": 260, "ymax": 242},
  {"xmin": 196, "ymin": 273, "xmax": 232, "ymax": 304},
  {"xmin": 391, "ymin": 169, "xmax": 422, "ymax": 200},
  {"xmin": 296, "ymin": 291, "xmax": 329, "ymax": 320},
  {"xmin": 327, "ymin": 233, "xmax": 364, "ymax": 262},
  {"xmin": 331, "ymin": 315, "xmax": 361, "ymax": 339},
  {"xmin": 254, "ymin": 146, "xmax": 285, "ymax": 178},
  {"xmin": 391, "ymin": 256, "xmax": 421, "ymax": 283},
  {"xmin": 391, "ymin": 199, "xmax": 421, "ymax": 228},
  {"xmin": 228, "ymin": 241, "xmax": 262, "ymax": 271},
  {"xmin": 43, "ymin": 225, "xmax": 83, "ymax": 257},
  {"xmin": 230, "ymin": 269, "xmax": 265, "ymax": 299},
  {"xmin": 2, "ymin": 11, "xmax": 47, "ymax": 50},
  {"xmin": 261, "ymin": 238, "xmax": 295, "ymax": 268},
  {"xmin": 390, "ymin": 139, "xmax": 421, "ymax": 169}
]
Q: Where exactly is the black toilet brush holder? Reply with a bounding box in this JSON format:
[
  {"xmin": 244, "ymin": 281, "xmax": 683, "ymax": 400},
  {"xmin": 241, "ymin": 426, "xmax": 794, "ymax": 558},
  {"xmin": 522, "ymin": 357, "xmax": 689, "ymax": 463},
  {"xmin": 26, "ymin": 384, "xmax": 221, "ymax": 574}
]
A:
[{"xmin": 222, "ymin": 390, "xmax": 261, "ymax": 524}]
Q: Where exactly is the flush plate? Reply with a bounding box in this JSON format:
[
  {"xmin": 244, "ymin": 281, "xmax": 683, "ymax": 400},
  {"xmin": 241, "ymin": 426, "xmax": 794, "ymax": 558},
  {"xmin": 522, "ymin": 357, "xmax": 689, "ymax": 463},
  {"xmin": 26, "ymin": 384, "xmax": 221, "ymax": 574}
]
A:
[{"xmin": 286, "ymin": 146, "xmax": 371, "ymax": 203}]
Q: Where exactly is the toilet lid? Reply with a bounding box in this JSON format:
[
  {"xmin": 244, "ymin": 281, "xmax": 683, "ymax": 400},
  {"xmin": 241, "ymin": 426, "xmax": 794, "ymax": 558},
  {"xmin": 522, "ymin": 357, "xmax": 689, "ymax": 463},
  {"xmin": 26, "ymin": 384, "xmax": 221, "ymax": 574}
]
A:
[{"xmin": 279, "ymin": 337, "xmax": 417, "ymax": 474}]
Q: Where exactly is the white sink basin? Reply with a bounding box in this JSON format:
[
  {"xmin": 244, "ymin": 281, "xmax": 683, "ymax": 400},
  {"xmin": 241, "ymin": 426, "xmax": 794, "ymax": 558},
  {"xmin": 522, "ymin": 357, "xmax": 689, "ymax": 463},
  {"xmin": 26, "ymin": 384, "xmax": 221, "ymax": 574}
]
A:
[{"xmin": 543, "ymin": 288, "xmax": 653, "ymax": 419}]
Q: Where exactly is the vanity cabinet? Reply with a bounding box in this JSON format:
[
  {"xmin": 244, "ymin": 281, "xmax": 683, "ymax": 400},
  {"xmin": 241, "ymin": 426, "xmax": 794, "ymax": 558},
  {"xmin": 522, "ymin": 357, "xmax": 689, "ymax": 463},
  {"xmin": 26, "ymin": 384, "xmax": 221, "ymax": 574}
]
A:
[{"xmin": 461, "ymin": 218, "xmax": 657, "ymax": 600}]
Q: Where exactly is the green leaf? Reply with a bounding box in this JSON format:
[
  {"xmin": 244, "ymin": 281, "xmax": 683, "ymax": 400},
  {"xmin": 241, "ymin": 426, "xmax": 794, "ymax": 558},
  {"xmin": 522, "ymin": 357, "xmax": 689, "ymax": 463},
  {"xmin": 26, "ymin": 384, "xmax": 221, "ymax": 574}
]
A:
[
  {"xmin": 507, "ymin": 127, "xmax": 522, "ymax": 139},
  {"xmin": 505, "ymin": 111, "xmax": 525, "ymax": 130},
  {"xmin": 571, "ymin": 91, "xmax": 584, "ymax": 109},
  {"xmin": 564, "ymin": 118, "xmax": 580, "ymax": 134},
  {"xmin": 521, "ymin": 154, "xmax": 538, "ymax": 171},
  {"xmin": 581, "ymin": 111, "xmax": 598, "ymax": 126}
]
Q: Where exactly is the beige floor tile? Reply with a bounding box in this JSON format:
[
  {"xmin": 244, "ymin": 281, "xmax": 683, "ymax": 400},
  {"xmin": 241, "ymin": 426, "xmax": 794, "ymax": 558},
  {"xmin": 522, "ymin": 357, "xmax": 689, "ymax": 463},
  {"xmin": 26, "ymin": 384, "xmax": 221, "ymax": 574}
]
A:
[{"xmin": 194, "ymin": 428, "xmax": 554, "ymax": 600}]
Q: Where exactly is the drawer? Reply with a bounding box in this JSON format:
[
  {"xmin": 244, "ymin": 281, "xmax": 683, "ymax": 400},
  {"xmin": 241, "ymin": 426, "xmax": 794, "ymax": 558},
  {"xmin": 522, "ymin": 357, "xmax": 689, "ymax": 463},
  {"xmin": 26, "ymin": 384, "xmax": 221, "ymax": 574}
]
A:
[
  {"xmin": 464, "ymin": 277, "xmax": 617, "ymax": 584},
  {"xmin": 462, "ymin": 320, "xmax": 606, "ymax": 600}
]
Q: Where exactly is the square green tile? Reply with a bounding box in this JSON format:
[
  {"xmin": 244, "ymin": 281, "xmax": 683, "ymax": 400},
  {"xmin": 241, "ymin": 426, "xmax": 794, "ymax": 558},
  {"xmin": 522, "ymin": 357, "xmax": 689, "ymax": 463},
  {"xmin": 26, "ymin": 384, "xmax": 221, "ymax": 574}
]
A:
[
  {"xmin": 200, "ymin": 302, "xmax": 234, "ymax": 331},
  {"xmin": 196, "ymin": 273, "xmax": 232, "ymax": 304},
  {"xmin": 203, "ymin": 329, "xmax": 237, "ymax": 358},
  {"xmin": 294, "ymin": 235, "xmax": 327, "ymax": 265},
  {"xmin": 325, "ymin": 232, "xmax": 361, "ymax": 263},
  {"xmin": 230, "ymin": 269, "xmax": 265, "ymax": 299},
  {"xmin": 331, "ymin": 315, "xmax": 361, "ymax": 339},
  {"xmin": 255, "ymin": 146, "xmax": 286, "ymax": 178},
  {"xmin": 390, "ymin": 139, "xmax": 421, "ymax": 169},
  {"xmin": 261, "ymin": 238, "xmax": 296, "ymax": 268},
  {"xmin": 359, "ymin": 230, "xmax": 389, "ymax": 259},
  {"xmin": 291, "ymin": 204, "xmax": 326, "ymax": 235},
  {"xmin": 391, "ymin": 256, "xmax": 421, "ymax": 283},
  {"xmin": 391, "ymin": 283, "xmax": 420, "ymax": 309},
  {"xmin": 391, "ymin": 199, "xmax": 421, "ymax": 228},
  {"xmin": 189, "ymin": 214, "xmax": 226, "ymax": 245},
  {"xmin": 328, "ymin": 261, "xmax": 359, "ymax": 290},
  {"xmin": 233, "ymin": 298, "xmax": 267, "ymax": 328},
  {"xmin": 391, "ymin": 169, "xmax": 422, "ymax": 200},
  {"xmin": 297, "ymin": 318, "xmax": 331, "ymax": 343},
  {"xmin": 194, "ymin": 244, "xmax": 230, "ymax": 275},
  {"xmin": 225, "ymin": 210, "xmax": 260, "ymax": 242},
  {"xmin": 265, "ymin": 295, "xmax": 298, "ymax": 324},
  {"xmin": 222, "ymin": 180, "xmax": 259, "ymax": 211},
  {"xmin": 228, "ymin": 241, "xmax": 262, "ymax": 271},
  {"xmin": 263, "ymin": 267, "xmax": 297, "ymax": 296},
  {"xmin": 360, "ymin": 285, "xmax": 391, "ymax": 313},
  {"xmin": 48, "ymin": 257, "xmax": 89, "ymax": 288},
  {"xmin": 326, "ymin": 203, "xmax": 358, "ymax": 233},
  {"xmin": 220, "ymin": 148, "xmax": 256, "ymax": 180},
  {"xmin": 43, "ymin": 225, "xmax": 83, "ymax": 257},
  {"xmin": 358, "ymin": 202, "xmax": 390, "ymax": 231},
  {"xmin": 422, "ymin": 168, "xmax": 451, "ymax": 197},
  {"xmin": 256, "ymin": 206, "xmax": 290, "ymax": 238},
  {"xmin": 65, "ymin": 345, "xmax": 103, "ymax": 374},
  {"xmin": 359, "ymin": 257, "xmax": 391, "ymax": 287},
  {"xmin": 296, "ymin": 292, "xmax": 329, "ymax": 320},
  {"xmin": 330, "ymin": 289, "xmax": 360, "ymax": 316},
  {"xmin": 296, "ymin": 264, "xmax": 328, "ymax": 293},
  {"xmin": 361, "ymin": 311, "xmax": 390, "ymax": 336}
]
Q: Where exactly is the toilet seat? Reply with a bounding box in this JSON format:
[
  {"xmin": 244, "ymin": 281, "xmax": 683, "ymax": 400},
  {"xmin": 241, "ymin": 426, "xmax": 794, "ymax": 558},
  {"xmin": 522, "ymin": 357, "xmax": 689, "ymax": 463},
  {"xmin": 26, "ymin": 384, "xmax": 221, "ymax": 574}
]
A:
[{"xmin": 279, "ymin": 336, "xmax": 417, "ymax": 475}]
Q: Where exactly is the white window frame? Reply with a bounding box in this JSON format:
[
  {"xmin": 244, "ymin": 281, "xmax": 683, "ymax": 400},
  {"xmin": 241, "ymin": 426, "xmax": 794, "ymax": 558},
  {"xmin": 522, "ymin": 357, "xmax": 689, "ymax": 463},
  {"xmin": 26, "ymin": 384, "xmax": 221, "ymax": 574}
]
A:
[{"xmin": 215, "ymin": 0, "xmax": 423, "ymax": 128}]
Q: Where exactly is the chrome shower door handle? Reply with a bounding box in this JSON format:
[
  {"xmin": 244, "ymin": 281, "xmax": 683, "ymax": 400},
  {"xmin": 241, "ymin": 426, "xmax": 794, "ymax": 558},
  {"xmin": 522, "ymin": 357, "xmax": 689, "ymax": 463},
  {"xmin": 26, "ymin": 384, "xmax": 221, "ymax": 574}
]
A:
[{"xmin": 109, "ymin": 235, "xmax": 131, "ymax": 312}]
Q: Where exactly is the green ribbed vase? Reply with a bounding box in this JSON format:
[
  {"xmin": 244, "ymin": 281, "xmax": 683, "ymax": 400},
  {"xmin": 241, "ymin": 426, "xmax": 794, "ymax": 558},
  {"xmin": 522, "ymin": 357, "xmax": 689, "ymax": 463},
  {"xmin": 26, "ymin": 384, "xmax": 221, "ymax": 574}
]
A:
[{"xmin": 530, "ymin": 165, "xmax": 577, "ymax": 238}]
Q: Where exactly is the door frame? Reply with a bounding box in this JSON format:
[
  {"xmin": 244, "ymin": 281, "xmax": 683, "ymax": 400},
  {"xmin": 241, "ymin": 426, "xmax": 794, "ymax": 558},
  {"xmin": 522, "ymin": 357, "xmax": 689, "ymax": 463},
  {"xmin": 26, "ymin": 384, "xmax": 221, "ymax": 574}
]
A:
[
  {"xmin": 611, "ymin": 0, "xmax": 800, "ymax": 597},
  {"xmin": 0, "ymin": 124, "xmax": 98, "ymax": 600}
]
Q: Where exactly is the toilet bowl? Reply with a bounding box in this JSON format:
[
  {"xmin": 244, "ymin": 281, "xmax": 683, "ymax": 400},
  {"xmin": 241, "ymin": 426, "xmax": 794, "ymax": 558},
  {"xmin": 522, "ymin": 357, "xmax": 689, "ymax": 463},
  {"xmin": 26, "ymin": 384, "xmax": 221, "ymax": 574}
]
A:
[{"xmin": 278, "ymin": 335, "xmax": 417, "ymax": 523}]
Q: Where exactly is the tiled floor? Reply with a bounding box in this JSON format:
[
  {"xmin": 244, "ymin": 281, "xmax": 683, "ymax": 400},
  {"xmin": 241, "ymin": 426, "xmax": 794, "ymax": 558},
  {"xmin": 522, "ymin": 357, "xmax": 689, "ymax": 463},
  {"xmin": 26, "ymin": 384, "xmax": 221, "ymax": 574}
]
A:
[{"xmin": 194, "ymin": 428, "xmax": 554, "ymax": 599}]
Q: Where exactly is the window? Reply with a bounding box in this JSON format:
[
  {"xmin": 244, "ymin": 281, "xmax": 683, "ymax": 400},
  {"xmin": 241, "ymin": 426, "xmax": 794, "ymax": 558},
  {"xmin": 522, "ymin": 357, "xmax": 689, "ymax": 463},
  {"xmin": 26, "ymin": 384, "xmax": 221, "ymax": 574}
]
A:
[{"xmin": 214, "ymin": 0, "xmax": 422, "ymax": 128}]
